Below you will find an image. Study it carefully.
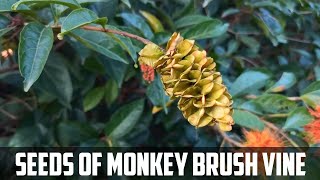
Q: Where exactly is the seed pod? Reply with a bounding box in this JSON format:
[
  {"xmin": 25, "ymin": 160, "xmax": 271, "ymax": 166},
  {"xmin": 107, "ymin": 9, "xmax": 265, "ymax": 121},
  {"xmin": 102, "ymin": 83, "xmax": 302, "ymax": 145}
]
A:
[{"xmin": 138, "ymin": 33, "xmax": 234, "ymax": 131}]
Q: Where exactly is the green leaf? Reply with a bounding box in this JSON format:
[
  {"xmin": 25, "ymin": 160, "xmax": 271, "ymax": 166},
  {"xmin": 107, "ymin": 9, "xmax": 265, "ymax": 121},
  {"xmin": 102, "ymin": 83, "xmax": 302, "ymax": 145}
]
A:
[
  {"xmin": 56, "ymin": 121, "xmax": 99, "ymax": 146},
  {"xmin": 0, "ymin": 0, "xmax": 29, "ymax": 12},
  {"xmin": 106, "ymin": 25, "xmax": 137, "ymax": 63},
  {"xmin": 119, "ymin": 13, "xmax": 153, "ymax": 39},
  {"xmin": 175, "ymin": 15, "xmax": 212, "ymax": 29},
  {"xmin": 58, "ymin": 8, "xmax": 107, "ymax": 38},
  {"xmin": 283, "ymin": 107, "xmax": 314, "ymax": 130},
  {"xmin": 121, "ymin": 0, "xmax": 131, "ymax": 8},
  {"xmin": 253, "ymin": 94, "xmax": 297, "ymax": 114},
  {"xmin": 315, "ymin": 66, "xmax": 320, "ymax": 81},
  {"xmin": 233, "ymin": 109, "xmax": 265, "ymax": 130},
  {"xmin": 99, "ymin": 55, "xmax": 128, "ymax": 87},
  {"xmin": 182, "ymin": 20, "xmax": 229, "ymax": 40},
  {"xmin": 146, "ymin": 75, "xmax": 169, "ymax": 113},
  {"xmin": 83, "ymin": 86, "xmax": 105, "ymax": 112},
  {"xmin": 35, "ymin": 53, "xmax": 73, "ymax": 107},
  {"xmin": 8, "ymin": 126, "xmax": 42, "ymax": 147},
  {"xmin": 301, "ymin": 81, "xmax": 320, "ymax": 108},
  {"xmin": 12, "ymin": 0, "xmax": 81, "ymax": 10},
  {"xmin": 105, "ymin": 99, "xmax": 144, "ymax": 139},
  {"xmin": 18, "ymin": 22, "xmax": 54, "ymax": 92},
  {"xmin": 230, "ymin": 71, "xmax": 270, "ymax": 97},
  {"xmin": 255, "ymin": 8, "xmax": 287, "ymax": 46},
  {"xmin": 70, "ymin": 29, "xmax": 128, "ymax": 63},
  {"xmin": 0, "ymin": 15, "xmax": 10, "ymax": 28},
  {"xmin": 268, "ymin": 72, "xmax": 296, "ymax": 92},
  {"xmin": 0, "ymin": 27, "xmax": 14, "ymax": 37},
  {"xmin": 105, "ymin": 79, "xmax": 119, "ymax": 106}
]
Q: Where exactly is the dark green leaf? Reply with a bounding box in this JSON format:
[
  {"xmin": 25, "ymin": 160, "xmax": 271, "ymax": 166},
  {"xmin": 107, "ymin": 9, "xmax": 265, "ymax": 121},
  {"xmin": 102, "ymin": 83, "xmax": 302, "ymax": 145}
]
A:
[
  {"xmin": 253, "ymin": 94, "xmax": 297, "ymax": 114},
  {"xmin": 105, "ymin": 99, "xmax": 144, "ymax": 139},
  {"xmin": 175, "ymin": 15, "xmax": 212, "ymax": 29},
  {"xmin": 121, "ymin": 0, "xmax": 131, "ymax": 8},
  {"xmin": 255, "ymin": 8, "xmax": 287, "ymax": 46},
  {"xmin": 18, "ymin": 22, "xmax": 54, "ymax": 92},
  {"xmin": 301, "ymin": 81, "xmax": 320, "ymax": 108},
  {"xmin": 56, "ymin": 121, "xmax": 99, "ymax": 146},
  {"xmin": 98, "ymin": 54, "xmax": 128, "ymax": 87},
  {"xmin": 119, "ymin": 13, "xmax": 153, "ymax": 39},
  {"xmin": 83, "ymin": 86, "xmax": 105, "ymax": 112},
  {"xmin": 58, "ymin": 8, "xmax": 107, "ymax": 38},
  {"xmin": 283, "ymin": 107, "xmax": 314, "ymax": 130},
  {"xmin": 230, "ymin": 71, "xmax": 270, "ymax": 97},
  {"xmin": 70, "ymin": 29, "xmax": 129, "ymax": 63},
  {"xmin": 146, "ymin": 75, "xmax": 169, "ymax": 113},
  {"xmin": 35, "ymin": 53, "xmax": 73, "ymax": 107},
  {"xmin": 0, "ymin": 0, "xmax": 29, "ymax": 12},
  {"xmin": 106, "ymin": 25, "xmax": 137, "ymax": 63},
  {"xmin": 105, "ymin": 79, "xmax": 119, "ymax": 106},
  {"xmin": 233, "ymin": 109, "xmax": 264, "ymax": 130},
  {"xmin": 268, "ymin": 72, "xmax": 296, "ymax": 92},
  {"xmin": 12, "ymin": 0, "xmax": 80, "ymax": 10},
  {"xmin": 183, "ymin": 20, "xmax": 229, "ymax": 40}
]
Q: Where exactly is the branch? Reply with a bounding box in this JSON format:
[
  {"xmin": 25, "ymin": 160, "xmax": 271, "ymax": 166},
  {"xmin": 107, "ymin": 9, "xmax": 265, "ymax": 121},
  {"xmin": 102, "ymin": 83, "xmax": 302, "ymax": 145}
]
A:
[
  {"xmin": 261, "ymin": 119, "xmax": 303, "ymax": 151},
  {"xmin": 214, "ymin": 127, "xmax": 244, "ymax": 147},
  {"xmin": 52, "ymin": 25, "xmax": 153, "ymax": 45}
]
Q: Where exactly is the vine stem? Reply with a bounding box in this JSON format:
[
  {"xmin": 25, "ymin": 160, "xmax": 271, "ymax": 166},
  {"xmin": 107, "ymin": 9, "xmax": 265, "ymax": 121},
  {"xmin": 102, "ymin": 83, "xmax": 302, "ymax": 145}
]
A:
[
  {"xmin": 52, "ymin": 25, "xmax": 153, "ymax": 45},
  {"xmin": 214, "ymin": 127, "xmax": 244, "ymax": 147}
]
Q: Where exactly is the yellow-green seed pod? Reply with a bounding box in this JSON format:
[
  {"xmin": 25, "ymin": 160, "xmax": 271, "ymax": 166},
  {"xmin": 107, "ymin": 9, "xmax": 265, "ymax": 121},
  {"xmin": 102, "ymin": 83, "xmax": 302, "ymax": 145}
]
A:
[{"xmin": 138, "ymin": 33, "xmax": 234, "ymax": 131}]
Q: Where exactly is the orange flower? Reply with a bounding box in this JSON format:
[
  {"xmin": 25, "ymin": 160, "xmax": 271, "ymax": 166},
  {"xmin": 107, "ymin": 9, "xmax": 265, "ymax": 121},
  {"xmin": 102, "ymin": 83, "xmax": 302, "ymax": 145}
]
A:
[
  {"xmin": 304, "ymin": 120, "xmax": 320, "ymax": 144},
  {"xmin": 309, "ymin": 106, "xmax": 320, "ymax": 119},
  {"xmin": 304, "ymin": 106, "xmax": 320, "ymax": 144},
  {"xmin": 140, "ymin": 63, "xmax": 155, "ymax": 83},
  {"xmin": 243, "ymin": 129, "xmax": 284, "ymax": 147}
]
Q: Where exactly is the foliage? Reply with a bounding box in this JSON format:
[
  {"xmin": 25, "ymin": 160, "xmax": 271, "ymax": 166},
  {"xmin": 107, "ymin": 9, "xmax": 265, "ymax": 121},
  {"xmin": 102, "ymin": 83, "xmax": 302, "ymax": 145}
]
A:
[{"xmin": 1, "ymin": 0, "xmax": 320, "ymax": 148}]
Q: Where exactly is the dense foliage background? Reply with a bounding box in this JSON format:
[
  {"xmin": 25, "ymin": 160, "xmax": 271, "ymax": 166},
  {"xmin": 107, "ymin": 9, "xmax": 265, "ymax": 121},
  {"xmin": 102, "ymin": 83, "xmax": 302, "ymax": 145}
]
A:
[{"xmin": 0, "ymin": 0, "xmax": 320, "ymax": 148}]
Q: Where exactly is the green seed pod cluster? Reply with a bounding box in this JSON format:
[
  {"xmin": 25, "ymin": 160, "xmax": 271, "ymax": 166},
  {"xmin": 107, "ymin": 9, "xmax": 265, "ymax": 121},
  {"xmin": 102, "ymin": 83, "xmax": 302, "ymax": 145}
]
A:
[{"xmin": 138, "ymin": 33, "xmax": 234, "ymax": 131}]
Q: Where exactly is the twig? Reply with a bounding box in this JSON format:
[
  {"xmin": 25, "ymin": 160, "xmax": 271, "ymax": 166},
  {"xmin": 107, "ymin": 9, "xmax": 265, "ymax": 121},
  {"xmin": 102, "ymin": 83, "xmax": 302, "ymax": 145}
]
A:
[
  {"xmin": 0, "ymin": 108, "xmax": 18, "ymax": 120},
  {"xmin": 246, "ymin": 94, "xmax": 302, "ymax": 101},
  {"xmin": 0, "ymin": 92, "xmax": 33, "ymax": 111},
  {"xmin": 286, "ymin": 37, "xmax": 312, "ymax": 44},
  {"xmin": 215, "ymin": 126, "xmax": 244, "ymax": 147},
  {"xmin": 0, "ymin": 64, "xmax": 19, "ymax": 74},
  {"xmin": 52, "ymin": 25, "xmax": 153, "ymax": 45},
  {"xmin": 261, "ymin": 119, "xmax": 303, "ymax": 151}
]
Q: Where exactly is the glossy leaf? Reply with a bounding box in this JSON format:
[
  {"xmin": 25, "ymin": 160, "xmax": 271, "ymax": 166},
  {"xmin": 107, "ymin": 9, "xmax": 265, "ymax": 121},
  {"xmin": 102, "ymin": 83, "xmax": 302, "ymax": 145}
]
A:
[
  {"xmin": 230, "ymin": 71, "xmax": 270, "ymax": 97},
  {"xmin": 233, "ymin": 109, "xmax": 264, "ymax": 130},
  {"xmin": 182, "ymin": 20, "xmax": 229, "ymax": 40},
  {"xmin": 18, "ymin": 22, "xmax": 54, "ymax": 92},
  {"xmin": 119, "ymin": 12, "xmax": 153, "ymax": 39},
  {"xmin": 12, "ymin": 0, "xmax": 80, "ymax": 10},
  {"xmin": 283, "ymin": 107, "xmax": 314, "ymax": 130},
  {"xmin": 268, "ymin": 72, "xmax": 296, "ymax": 92},
  {"xmin": 58, "ymin": 8, "xmax": 107, "ymax": 38},
  {"xmin": 56, "ymin": 121, "xmax": 99, "ymax": 146},
  {"xmin": 70, "ymin": 29, "xmax": 128, "ymax": 63},
  {"xmin": 35, "ymin": 53, "xmax": 73, "ymax": 106},
  {"xmin": 146, "ymin": 75, "xmax": 169, "ymax": 113},
  {"xmin": 105, "ymin": 79, "xmax": 119, "ymax": 106},
  {"xmin": 175, "ymin": 15, "xmax": 212, "ymax": 28},
  {"xmin": 253, "ymin": 94, "xmax": 297, "ymax": 114},
  {"xmin": 83, "ymin": 86, "xmax": 105, "ymax": 112},
  {"xmin": 301, "ymin": 81, "xmax": 320, "ymax": 108},
  {"xmin": 105, "ymin": 99, "xmax": 144, "ymax": 139}
]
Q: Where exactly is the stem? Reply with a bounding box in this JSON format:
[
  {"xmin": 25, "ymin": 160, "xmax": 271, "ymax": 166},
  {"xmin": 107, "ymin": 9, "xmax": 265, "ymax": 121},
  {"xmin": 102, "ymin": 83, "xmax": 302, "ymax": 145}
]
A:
[
  {"xmin": 52, "ymin": 25, "xmax": 153, "ymax": 45},
  {"xmin": 261, "ymin": 119, "xmax": 303, "ymax": 151},
  {"xmin": 215, "ymin": 127, "xmax": 244, "ymax": 147}
]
